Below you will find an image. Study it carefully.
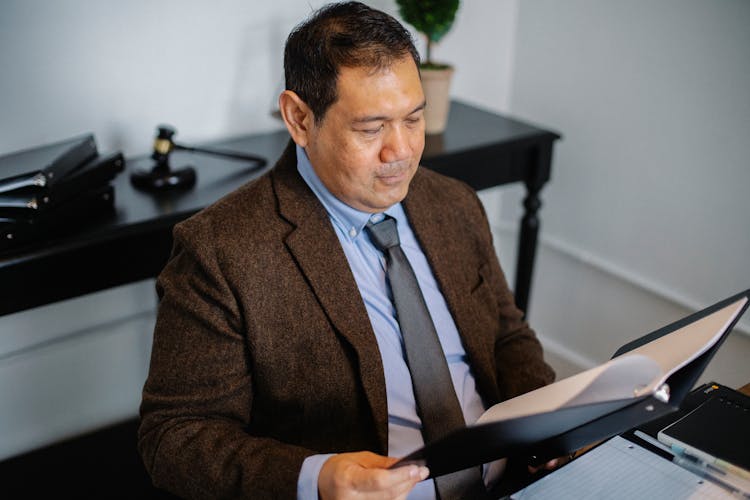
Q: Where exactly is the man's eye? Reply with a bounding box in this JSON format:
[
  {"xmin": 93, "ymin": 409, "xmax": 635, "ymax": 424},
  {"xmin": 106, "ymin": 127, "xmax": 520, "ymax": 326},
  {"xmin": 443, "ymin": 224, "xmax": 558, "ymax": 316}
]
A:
[{"xmin": 361, "ymin": 125, "xmax": 383, "ymax": 135}]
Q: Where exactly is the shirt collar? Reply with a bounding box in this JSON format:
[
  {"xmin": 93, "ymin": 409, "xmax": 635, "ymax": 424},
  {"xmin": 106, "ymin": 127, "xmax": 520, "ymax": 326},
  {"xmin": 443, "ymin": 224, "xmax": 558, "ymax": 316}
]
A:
[{"xmin": 296, "ymin": 144, "xmax": 404, "ymax": 239}]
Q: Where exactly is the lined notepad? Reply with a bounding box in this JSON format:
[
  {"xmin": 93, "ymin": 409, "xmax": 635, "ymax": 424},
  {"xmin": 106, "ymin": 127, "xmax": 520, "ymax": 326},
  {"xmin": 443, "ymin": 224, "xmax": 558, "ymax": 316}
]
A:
[{"xmin": 511, "ymin": 436, "xmax": 731, "ymax": 499}]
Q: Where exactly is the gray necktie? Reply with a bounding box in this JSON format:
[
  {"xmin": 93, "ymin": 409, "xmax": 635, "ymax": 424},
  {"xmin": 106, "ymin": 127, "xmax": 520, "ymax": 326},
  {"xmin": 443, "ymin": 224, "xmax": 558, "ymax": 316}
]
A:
[{"xmin": 366, "ymin": 216, "xmax": 487, "ymax": 500}]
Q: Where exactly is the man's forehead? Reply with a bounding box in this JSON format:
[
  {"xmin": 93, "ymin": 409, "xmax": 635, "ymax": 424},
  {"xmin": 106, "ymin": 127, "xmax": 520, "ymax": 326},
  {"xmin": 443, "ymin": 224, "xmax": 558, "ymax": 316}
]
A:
[{"xmin": 333, "ymin": 59, "xmax": 424, "ymax": 119}]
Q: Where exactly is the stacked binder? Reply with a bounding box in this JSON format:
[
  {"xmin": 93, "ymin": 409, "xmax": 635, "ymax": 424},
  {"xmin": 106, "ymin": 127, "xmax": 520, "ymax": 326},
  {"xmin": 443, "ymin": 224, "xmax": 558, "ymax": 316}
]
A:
[{"xmin": 0, "ymin": 134, "xmax": 124, "ymax": 251}]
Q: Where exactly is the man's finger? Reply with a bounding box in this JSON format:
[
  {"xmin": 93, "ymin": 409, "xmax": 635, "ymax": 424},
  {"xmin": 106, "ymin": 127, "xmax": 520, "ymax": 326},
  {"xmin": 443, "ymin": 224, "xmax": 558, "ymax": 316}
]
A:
[
  {"xmin": 527, "ymin": 457, "xmax": 560, "ymax": 474},
  {"xmin": 357, "ymin": 464, "xmax": 429, "ymax": 492}
]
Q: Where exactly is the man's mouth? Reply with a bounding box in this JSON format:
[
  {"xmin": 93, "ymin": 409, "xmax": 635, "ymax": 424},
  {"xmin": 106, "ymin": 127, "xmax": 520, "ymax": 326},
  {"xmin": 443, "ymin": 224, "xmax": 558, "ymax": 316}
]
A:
[{"xmin": 376, "ymin": 164, "xmax": 411, "ymax": 184}]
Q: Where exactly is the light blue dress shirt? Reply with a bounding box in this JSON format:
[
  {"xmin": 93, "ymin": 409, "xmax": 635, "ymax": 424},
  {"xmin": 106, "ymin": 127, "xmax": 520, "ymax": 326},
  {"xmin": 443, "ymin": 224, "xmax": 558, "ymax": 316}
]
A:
[{"xmin": 294, "ymin": 145, "xmax": 489, "ymax": 499}]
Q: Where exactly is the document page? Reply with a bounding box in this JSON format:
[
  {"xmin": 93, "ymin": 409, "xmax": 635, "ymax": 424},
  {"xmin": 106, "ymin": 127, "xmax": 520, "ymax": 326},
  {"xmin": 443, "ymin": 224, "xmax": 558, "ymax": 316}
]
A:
[
  {"xmin": 481, "ymin": 298, "xmax": 748, "ymax": 425},
  {"xmin": 511, "ymin": 436, "xmax": 731, "ymax": 499}
]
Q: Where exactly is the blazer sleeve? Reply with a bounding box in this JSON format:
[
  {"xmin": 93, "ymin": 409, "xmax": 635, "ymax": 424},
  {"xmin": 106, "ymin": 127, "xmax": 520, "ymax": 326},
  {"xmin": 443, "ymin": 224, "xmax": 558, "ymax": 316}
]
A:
[
  {"xmin": 138, "ymin": 217, "xmax": 312, "ymax": 500},
  {"xmin": 467, "ymin": 185, "xmax": 556, "ymax": 400}
]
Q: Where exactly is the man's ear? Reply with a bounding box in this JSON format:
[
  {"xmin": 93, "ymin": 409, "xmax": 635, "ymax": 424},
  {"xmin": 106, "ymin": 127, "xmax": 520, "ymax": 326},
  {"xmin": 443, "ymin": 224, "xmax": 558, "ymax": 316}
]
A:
[{"xmin": 278, "ymin": 90, "xmax": 315, "ymax": 147}]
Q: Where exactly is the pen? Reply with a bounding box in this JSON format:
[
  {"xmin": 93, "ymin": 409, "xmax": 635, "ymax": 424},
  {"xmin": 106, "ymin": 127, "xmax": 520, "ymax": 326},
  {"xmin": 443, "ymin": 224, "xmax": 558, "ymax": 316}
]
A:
[
  {"xmin": 633, "ymin": 430, "xmax": 750, "ymax": 497},
  {"xmin": 670, "ymin": 445, "xmax": 750, "ymax": 495},
  {"xmin": 672, "ymin": 454, "xmax": 749, "ymax": 498},
  {"xmin": 715, "ymin": 457, "xmax": 750, "ymax": 482}
]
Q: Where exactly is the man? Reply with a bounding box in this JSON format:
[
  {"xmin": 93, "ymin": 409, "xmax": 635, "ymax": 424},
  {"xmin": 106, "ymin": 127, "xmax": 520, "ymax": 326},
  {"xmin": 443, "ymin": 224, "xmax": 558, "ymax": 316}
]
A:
[{"xmin": 138, "ymin": 2, "xmax": 555, "ymax": 499}]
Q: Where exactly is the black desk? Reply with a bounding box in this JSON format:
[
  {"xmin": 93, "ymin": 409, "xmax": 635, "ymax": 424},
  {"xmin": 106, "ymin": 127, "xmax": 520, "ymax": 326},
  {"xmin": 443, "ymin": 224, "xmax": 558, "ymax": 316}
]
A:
[{"xmin": 0, "ymin": 100, "xmax": 559, "ymax": 317}]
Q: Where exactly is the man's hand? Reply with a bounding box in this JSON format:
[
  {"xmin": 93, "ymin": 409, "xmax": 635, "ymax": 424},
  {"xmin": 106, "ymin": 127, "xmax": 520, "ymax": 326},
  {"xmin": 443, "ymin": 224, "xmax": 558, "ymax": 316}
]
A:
[
  {"xmin": 318, "ymin": 451, "xmax": 429, "ymax": 499},
  {"xmin": 528, "ymin": 446, "xmax": 589, "ymax": 474},
  {"xmin": 527, "ymin": 457, "xmax": 561, "ymax": 474}
]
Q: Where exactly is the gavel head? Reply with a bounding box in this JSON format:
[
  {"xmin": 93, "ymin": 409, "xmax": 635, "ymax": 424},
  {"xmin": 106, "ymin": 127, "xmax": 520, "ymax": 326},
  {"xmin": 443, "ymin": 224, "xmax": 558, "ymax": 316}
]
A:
[
  {"xmin": 130, "ymin": 124, "xmax": 196, "ymax": 192},
  {"xmin": 151, "ymin": 125, "xmax": 177, "ymax": 169}
]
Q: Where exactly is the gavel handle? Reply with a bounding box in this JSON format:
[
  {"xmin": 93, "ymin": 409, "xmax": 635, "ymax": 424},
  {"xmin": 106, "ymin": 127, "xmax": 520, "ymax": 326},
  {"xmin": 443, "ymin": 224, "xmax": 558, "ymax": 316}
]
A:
[{"xmin": 173, "ymin": 143, "xmax": 267, "ymax": 166}]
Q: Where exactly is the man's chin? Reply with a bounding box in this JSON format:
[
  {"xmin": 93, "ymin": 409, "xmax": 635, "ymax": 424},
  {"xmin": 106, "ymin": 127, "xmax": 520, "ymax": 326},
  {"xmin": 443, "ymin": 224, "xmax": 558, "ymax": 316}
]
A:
[
  {"xmin": 377, "ymin": 187, "xmax": 409, "ymax": 210},
  {"xmin": 351, "ymin": 189, "xmax": 407, "ymax": 213}
]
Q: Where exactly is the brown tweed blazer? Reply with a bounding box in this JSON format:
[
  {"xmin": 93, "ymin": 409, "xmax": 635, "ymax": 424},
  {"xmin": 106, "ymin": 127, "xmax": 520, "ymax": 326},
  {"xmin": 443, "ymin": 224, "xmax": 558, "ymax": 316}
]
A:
[{"xmin": 138, "ymin": 141, "xmax": 554, "ymax": 499}]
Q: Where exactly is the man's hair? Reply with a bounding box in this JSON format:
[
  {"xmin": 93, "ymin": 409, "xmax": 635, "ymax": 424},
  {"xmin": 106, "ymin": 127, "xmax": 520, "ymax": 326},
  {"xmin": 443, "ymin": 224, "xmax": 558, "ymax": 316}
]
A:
[{"xmin": 284, "ymin": 1, "xmax": 420, "ymax": 124}]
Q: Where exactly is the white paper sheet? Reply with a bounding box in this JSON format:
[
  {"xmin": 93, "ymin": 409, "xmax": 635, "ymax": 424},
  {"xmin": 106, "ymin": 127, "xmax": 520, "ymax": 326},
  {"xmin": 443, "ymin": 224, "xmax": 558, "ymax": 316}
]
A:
[{"xmin": 511, "ymin": 436, "xmax": 733, "ymax": 500}]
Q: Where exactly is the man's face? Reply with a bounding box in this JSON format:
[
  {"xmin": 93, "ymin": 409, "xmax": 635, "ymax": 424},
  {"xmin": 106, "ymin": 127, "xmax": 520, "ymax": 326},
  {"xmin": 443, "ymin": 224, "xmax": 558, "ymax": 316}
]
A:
[{"xmin": 305, "ymin": 56, "xmax": 426, "ymax": 213}]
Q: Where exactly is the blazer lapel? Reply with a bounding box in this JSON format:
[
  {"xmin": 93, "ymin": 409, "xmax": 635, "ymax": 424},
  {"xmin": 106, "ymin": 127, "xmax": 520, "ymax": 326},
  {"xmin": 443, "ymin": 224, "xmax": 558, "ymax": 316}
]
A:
[
  {"xmin": 271, "ymin": 142, "xmax": 388, "ymax": 453},
  {"xmin": 403, "ymin": 169, "xmax": 499, "ymax": 404}
]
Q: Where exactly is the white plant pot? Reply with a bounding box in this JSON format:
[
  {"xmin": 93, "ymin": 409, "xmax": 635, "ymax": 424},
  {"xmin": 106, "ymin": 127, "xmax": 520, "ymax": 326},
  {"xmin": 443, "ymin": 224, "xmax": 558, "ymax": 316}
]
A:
[{"xmin": 421, "ymin": 66, "xmax": 454, "ymax": 135}]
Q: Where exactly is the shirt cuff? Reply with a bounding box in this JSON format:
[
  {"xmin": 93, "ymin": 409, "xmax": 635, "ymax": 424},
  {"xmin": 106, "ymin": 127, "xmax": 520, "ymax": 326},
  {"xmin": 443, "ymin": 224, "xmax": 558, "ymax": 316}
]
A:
[{"xmin": 297, "ymin": 453, "xmax": 335, "ymax": 500}]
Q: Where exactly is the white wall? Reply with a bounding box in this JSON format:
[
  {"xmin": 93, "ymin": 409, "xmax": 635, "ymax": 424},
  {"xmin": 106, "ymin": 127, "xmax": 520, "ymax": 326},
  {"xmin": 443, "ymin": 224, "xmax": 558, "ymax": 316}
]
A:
[
  {"xmin": 0, "ymin": 0, "xmax": 517, "ymax": 460},
  {"xmin": 0, "ymin": 0, "xmax": 304, "ymax": 155},
  {"xmin": 502, "ymin": 0, "xmax": 750, "ymax": 384}
]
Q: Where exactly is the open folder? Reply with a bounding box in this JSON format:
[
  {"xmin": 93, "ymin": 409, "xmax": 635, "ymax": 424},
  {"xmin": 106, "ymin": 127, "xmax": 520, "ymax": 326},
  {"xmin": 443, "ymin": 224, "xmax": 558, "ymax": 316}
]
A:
[{"xmin": 392, "ymin": 289, "xmax": 750, "ymax": 478}]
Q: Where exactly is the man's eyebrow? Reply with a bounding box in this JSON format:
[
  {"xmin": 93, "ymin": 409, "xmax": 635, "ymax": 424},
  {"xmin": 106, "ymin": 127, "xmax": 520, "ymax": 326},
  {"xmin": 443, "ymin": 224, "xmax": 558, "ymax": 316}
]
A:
[{"xmin": 351, "ymin": 101, "xmax": 427, "ymax": 124}]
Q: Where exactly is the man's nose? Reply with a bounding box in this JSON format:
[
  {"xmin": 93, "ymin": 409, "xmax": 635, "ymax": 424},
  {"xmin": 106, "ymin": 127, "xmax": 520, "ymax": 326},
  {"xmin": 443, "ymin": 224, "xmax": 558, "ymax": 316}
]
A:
[{"xmin": 380, "ymin": 125, "xmax": 411, "ymax": 164}]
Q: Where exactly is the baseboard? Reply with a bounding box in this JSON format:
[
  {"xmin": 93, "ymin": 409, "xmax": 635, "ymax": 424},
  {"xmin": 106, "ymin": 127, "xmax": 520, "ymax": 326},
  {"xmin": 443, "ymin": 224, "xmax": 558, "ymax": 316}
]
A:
[
  {"xmin": 491, "ymin": 220, "xmax": 750, "ymax": 388},
  {"xmin": 493, "ymin": 221, "xmax": 749, "ymax": 336}
]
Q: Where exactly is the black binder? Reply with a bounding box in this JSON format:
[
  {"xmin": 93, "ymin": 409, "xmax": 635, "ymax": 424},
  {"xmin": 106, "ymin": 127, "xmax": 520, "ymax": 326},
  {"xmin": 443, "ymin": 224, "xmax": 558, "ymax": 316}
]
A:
[
  {"xmin": 392, "ymin": 290, "xmax": 750, "ymax": 478},
  {"xmin": 0, "ymin": 152, "xmax": 124, "ymax": 216},
  {"xmin": 0, "ymin": 134, "xmax": 98, "ymax": 193},
  {"xmin": 0, "ymin": 184, "xmax": 115, "ymax": 251}
]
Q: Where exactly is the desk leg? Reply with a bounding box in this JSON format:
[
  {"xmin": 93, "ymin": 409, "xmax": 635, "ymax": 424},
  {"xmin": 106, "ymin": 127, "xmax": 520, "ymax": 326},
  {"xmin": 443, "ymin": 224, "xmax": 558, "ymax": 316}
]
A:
[{"xmin": 515, "ymin": 144, "xmax": 552, "ymax": 317}]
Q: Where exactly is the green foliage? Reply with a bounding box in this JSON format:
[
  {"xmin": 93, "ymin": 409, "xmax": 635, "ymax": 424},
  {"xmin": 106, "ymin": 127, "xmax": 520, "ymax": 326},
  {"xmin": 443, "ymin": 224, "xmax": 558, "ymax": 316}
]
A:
[
  {"xmin": 396, "ymin": 0, "xmax": 459, "ymax": 65},
  {"xmin": 396, "ymin": 0, "xmax": 459, "ymax": 43}
]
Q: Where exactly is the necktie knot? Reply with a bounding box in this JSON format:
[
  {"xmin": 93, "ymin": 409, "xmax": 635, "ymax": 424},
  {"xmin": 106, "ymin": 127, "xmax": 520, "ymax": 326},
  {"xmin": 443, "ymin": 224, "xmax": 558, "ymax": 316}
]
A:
[{"xmin": 365, "ymin": 216, "xmax": 400, "ymax": 251}]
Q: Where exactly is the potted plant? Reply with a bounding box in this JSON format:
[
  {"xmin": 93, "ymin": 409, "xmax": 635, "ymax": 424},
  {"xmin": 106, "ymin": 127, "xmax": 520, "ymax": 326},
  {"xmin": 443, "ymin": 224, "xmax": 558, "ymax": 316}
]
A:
[{"xmin": 396, "ymin": 0, "xmax": 460, "ymax": 134}]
